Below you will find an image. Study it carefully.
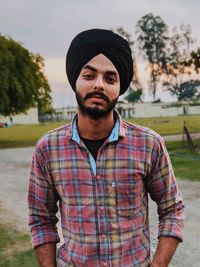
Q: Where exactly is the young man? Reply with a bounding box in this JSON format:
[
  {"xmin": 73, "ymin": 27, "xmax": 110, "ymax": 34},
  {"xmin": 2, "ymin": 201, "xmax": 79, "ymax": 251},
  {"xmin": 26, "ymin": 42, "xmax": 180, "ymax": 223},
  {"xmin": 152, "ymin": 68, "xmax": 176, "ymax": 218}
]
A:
[{"xmin": 28, "ymin": 29, "xmax": 184, "ymax": 267}]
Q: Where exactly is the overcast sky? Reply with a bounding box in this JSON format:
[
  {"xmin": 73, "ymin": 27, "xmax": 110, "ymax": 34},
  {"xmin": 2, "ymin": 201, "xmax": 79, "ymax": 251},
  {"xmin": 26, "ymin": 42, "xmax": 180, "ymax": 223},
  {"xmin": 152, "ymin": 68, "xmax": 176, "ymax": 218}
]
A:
[{"xmin": 1, "ymin": 0, "xmax": 199, "ymax": 107}]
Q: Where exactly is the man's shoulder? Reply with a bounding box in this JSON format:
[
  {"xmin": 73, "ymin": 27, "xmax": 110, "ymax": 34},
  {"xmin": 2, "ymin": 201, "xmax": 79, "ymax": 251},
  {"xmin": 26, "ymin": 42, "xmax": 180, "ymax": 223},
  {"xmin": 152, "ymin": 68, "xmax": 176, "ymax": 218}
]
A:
[
  {"xmin": 122, "ymin": 120, "xmax": 163, "ymax": 142},
  {"xmin": 36, "ymin": 123, "xmax": 72, "ymax": 151},
  {"xmin": 45, "ymin": 123, "xmax": 71, "ymax": 137}
]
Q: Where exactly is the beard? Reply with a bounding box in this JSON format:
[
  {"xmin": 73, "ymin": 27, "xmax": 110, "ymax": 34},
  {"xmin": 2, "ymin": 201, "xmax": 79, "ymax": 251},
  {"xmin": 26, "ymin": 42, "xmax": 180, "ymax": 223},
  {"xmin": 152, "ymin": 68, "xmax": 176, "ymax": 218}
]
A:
[{"xmin": 76, "ymin": 91, "xmax": 118, "ymax": 120}]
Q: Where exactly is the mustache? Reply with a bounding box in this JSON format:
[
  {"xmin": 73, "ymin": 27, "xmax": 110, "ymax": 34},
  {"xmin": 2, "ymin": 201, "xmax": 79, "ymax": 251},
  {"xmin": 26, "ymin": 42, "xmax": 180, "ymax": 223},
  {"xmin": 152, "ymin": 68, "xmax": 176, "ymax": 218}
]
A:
[{"xmin": 83, "ymin": 92, "xmax": 110, "ymax": 103}]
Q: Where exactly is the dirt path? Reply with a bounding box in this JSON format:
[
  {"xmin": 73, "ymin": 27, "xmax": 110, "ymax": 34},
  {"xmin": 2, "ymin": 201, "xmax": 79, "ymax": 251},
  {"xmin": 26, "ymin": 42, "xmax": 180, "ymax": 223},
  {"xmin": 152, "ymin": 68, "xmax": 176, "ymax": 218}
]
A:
[{"xmin": 0, "ymin": 147, "xmax": 199, "ymax": 266}]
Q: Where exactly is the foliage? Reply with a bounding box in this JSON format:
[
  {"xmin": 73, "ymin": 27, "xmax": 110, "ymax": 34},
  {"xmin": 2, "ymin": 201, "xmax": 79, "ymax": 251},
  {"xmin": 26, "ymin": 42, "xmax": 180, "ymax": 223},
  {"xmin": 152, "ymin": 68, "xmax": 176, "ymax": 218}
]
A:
[
  {"xmin": 0, "ymin": 223, "xmax": 37, "ymax": 267},
  {"xmin": 124, "ymin": 88, "xmax": 142, "ymax": 102},
  {"xmin": 115, "ymin": 18, "xmax": 200, "ymax": 103},
  {"xmin": 166, "ymin": 141, "xmax": 200, "ymax": 181},
  {"xmin": 187, "ymin": 48, "xmax": 200, "ymax": 72},
  {"xmin": 164, "ymin": 79, "xmax": 200, "ymax": 101},
  {"xmin": 189, "ymin": 101, "xmax": 200, "ymax": 106},
  {"xmin": 135, "ymin": 16, "xmax": 199, "ymax": 103},
  {"xmin": 0, "ymin": 34, "xmax": 52, "ymax": 116},
  {"xmin": 163, "ymin": 25, "xmax": 200, "ymax": 101},
  {"xmin": 171, "ymin": 24, "xmax": 194, "ymax": 60},
  {"xmin": 136, "ymin": 13, "xmax": 168, "ymax": 101}
]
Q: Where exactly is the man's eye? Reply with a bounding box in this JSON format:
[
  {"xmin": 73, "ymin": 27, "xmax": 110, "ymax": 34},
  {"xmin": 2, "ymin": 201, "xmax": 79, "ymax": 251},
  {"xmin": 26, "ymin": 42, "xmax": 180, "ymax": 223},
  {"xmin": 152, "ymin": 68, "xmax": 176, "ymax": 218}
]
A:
[
  {"xmin": 106, "ymin": 77, "xmax": 116, "ymax": 83},
  {"xmin": 83, "ymin": 74, "xmax": 93, "ymax": 79}
]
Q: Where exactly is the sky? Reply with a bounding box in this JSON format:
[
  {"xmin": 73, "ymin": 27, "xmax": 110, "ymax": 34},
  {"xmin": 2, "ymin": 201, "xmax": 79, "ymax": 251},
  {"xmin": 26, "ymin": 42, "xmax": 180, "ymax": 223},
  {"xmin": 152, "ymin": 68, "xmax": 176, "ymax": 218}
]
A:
[{"xmin": 0, "ymin": 0, "xmax": 200, "ymax": 108}]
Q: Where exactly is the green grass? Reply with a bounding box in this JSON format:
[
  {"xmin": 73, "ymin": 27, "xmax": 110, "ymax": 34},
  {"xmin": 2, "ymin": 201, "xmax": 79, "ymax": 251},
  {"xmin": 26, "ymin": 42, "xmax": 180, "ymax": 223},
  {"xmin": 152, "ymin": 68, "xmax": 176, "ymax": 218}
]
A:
[
  {"xmin": 0, "ymin": 121, "xmax": 66, "ymax": 148},
  {"xmin": 0, "ymin": 115, "xmax": 200, "ymax": 149},
  {"xmin": 0, "ymin": 224, "xmax": 37, "ymax": 267},
  {"xmin": 128, "ymin": 115, "xmax": 200, "ymax": 136},
  {"xmin": 166, "ymin": 141, "xmax": 200, "ymax": 181}
]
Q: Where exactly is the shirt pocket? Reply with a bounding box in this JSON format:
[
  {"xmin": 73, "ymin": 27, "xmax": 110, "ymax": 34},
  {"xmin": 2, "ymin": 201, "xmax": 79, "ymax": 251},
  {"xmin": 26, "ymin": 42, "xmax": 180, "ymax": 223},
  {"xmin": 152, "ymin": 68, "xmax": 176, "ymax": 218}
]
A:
[{"xmin": 116, "ymin": 179, "xmax": 142, "ymax": 218}]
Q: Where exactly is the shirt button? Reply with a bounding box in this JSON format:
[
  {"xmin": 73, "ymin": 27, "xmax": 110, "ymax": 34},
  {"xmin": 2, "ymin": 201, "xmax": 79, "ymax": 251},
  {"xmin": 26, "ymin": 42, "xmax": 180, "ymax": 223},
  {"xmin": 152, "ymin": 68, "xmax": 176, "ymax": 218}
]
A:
[
  {"xmin": 96, "ymin": 175, "xmax": 101, "ymax": 179},
  {"xmin": 100, "ymin": 234, "xmax": 106, "ymax": 239},
  {"xmin": 103, "ymin": 263, "xmax": 109, "ymax": 267},
  {"xmin": 111, "ymin": 182, "xmax": 116, "ymax": 187}
]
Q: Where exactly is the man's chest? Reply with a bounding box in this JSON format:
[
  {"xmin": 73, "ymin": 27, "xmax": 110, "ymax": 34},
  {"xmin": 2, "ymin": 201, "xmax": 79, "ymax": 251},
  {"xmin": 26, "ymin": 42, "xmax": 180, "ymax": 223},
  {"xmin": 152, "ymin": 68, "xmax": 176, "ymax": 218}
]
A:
[{"xmin": 48, "ymin": 146, "xmax": 148, "ymax": 216}]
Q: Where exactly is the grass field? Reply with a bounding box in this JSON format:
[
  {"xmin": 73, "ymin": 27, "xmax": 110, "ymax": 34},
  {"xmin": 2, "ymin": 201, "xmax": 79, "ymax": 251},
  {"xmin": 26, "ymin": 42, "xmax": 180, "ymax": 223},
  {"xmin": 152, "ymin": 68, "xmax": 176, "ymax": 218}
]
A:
[
  {"xmin": 0, "ymin": 121, "xmax": 65, "ymax": 148},
  {"xmin": 166, "ymin": 141, "xmax": 200, "ymax": 181},
  {"xmin": 0, "ymin": 224, "xmax": 37, "ymax": 267},
  {"xmin": 128, "ymin": 115, "xmax": 200, "ymax": 136},
  {"xmin": 0, "ymin": 115, "xmax": 200, "ymax": 149}
]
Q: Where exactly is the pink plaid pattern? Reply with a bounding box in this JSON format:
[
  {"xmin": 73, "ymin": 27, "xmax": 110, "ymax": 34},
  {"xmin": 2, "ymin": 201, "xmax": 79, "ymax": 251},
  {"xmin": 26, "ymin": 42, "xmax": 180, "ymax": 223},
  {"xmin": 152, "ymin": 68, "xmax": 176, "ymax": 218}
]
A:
[{"xmin": 28, "ymin": 113, "xmax": 184, "ymax": 267}]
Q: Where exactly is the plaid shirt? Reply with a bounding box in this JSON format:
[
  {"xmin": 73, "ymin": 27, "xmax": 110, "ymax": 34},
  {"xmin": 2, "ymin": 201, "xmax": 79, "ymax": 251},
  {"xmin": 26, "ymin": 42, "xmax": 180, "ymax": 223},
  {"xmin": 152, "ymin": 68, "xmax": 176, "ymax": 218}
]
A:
[{"xmin": 28, "ymin": 112, "xmax": 184, "ymax": 267}]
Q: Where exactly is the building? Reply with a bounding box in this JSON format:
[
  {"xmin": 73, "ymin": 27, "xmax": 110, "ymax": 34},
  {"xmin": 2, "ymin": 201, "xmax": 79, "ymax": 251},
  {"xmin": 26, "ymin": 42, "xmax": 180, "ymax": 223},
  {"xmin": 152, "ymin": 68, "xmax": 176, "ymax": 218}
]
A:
[
  {"xmin": 116, "ymin": 102, "xmax": 200, "ymax": 118},
  {"xmin": 0, "ymin": 108, "xmax": 39, "ymax": 126},
  {"xmin": 52, "ymin": 102, "xmax": 200, "ymax": 121},
  {"xmin": 53, "ymin": 106, "xmax": 77, "ymax": 121}
]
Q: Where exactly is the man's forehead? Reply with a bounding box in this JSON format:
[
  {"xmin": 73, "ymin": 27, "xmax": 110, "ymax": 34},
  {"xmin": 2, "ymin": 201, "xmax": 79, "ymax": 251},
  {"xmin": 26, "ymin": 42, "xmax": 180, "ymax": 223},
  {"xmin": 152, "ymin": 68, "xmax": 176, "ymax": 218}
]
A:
[{"xmin": 82, "ymin": 54, "xmax": 119, "ymax": 75}]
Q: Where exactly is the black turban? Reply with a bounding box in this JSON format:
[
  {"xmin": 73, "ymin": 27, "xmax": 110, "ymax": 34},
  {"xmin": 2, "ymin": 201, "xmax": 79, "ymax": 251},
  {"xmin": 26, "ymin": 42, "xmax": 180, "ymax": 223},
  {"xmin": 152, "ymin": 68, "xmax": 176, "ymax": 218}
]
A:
[{"xmin": 66, "ymin": 28, "xmax": 133, "ymax": 95}]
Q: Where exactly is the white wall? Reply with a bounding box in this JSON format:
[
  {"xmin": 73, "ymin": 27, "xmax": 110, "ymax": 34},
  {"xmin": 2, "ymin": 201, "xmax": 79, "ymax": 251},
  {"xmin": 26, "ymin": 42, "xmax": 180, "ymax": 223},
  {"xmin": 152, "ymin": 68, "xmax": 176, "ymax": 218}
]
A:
[
  {"xmin": 12, "ymin": 108, "xmax": 39, "ymax": 124},
  {"xmin": 134, "ymin": 103, "xmax": 184, "ymax": 118},
  {"xmin": 188, "ymin": 105, "xmax": 200, "ymax": 115},
  {"xmin": 53, "ymin": 103, "xmax": 200, "ymax": 120}
]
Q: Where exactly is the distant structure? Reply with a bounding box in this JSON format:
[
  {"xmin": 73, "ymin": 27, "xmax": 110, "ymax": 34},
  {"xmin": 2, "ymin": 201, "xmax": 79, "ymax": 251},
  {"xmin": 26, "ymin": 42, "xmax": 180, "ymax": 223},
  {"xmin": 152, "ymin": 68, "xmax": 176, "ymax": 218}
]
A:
[
  {"xmin": 2, "ymin": 102, "xmax": 198, "ymax": 126},
  {"xmin": 0, "ymin": 108, "xmax": 39, "ymax": 126},
  {"xmin": 116, "ymin": 102, "xmax": 200, "ymax": 119},
  {"xmin": 52, "ymin": 102, "xmax": 200, "ymax": 121},
  {"xmin": 53, "ymin": 106, "xmax": 77, "ymax": 121}
]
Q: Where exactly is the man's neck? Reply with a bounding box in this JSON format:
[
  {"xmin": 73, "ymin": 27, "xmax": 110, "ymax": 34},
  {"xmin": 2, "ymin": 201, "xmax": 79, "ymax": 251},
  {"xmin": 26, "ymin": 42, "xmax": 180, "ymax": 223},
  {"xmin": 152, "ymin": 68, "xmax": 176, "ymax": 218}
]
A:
[{"xmin": 77, "ymin": 110, "xmax": 115, "ymax": 140}]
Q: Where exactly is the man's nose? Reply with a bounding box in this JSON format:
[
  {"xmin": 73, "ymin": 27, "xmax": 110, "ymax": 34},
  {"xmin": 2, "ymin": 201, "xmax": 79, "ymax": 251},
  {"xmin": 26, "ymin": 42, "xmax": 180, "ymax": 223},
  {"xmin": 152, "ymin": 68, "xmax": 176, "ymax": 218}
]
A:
[{"xmin": 93, "ymin": 76, "xmax": 104, "ymax": 91}]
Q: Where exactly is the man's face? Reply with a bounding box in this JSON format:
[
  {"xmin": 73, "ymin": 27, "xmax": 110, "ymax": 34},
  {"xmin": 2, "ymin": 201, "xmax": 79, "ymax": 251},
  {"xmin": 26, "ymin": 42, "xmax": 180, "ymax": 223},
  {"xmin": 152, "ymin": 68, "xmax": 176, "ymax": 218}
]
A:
[{"xmin": 75, "ymin": 54, "xmax": 120, "ymax": 119}]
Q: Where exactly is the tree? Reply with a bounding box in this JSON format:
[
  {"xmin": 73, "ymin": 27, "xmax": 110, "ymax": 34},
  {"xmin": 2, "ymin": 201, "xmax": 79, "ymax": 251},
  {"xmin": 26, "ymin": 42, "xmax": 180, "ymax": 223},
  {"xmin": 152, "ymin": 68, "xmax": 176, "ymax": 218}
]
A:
[
  {"xmin": 166, "ymin": 80, "xmax": 200, "ymax": 101},
  {"xmin": 0, "ymin": 34, "xmax": 52, "ymax": 116},
  {"xmin": 115, "ymin": 27, "xmax": 143, "ymax": 102},
  {"xmin": 124, "ymin": 88, "xmax": 142, "ymax": 103},
  {"xmin": 136, "ymin": 13, "xmax": 168, "ymax": 101},
  {"xmin": 188, "ymin": 48, "xmax": 200, "ymax": 72},
  {"xmin": 163, "ymin": 24, "xmax": 199, "ymax": 101}
]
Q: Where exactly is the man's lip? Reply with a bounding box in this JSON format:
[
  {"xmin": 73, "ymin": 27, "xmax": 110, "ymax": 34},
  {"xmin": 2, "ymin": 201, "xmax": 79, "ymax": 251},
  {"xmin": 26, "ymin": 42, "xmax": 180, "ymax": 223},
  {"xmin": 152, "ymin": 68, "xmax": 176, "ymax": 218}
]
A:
[
  {"xmin": 87, "ymin": 95, "xmax": 107, "ymax": 101},
  {"xmin": 90, "ymin": 95, "xmax": 104, "ymax": 99},
  {"xmin": 88, "ymin": 96, "xmax": 106, "ymax": 104}
]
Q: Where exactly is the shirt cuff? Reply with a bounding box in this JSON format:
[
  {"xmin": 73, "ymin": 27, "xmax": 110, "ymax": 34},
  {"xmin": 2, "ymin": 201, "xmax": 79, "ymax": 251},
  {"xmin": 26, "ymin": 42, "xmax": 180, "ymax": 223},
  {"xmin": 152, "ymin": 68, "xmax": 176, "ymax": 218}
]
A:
[
  {"xmin": 31, "ymin": 229, "xmax": 60, "ymax": 248},
  {"xmin": 158, "ymin": 220, "xmax": 184, "ymax": 242}
]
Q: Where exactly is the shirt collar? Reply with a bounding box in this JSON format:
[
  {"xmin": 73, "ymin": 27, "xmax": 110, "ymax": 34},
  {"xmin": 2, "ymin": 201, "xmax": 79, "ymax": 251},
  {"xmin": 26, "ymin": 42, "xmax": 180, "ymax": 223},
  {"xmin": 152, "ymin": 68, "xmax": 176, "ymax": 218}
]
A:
[{"xmin": 70, "ymin": 110, "xmax": 126, "ymax": 144}]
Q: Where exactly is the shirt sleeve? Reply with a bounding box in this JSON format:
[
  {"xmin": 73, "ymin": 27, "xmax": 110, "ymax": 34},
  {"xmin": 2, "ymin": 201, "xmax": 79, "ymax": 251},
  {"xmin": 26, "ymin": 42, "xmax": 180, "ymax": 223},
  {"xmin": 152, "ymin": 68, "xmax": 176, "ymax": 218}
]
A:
[
  {"xmin": 147, "ymin": 136, "xmax": 185, "ymax": 242},
  {"xmin": 28, "ymin": 142, "xmax": 60, "ymax": 248}
]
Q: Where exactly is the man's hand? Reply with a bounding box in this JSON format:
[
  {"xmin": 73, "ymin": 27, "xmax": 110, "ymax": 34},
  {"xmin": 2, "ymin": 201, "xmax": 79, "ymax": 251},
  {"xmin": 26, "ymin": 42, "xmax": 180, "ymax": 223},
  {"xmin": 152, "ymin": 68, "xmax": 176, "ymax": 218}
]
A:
[
  {"xmin": 35, "ymin": 242, "xmax": 56, "ymax": 267},
  {"xmin": 151, "ymin": 236, "xmax": 180, "ymax": 267}
]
